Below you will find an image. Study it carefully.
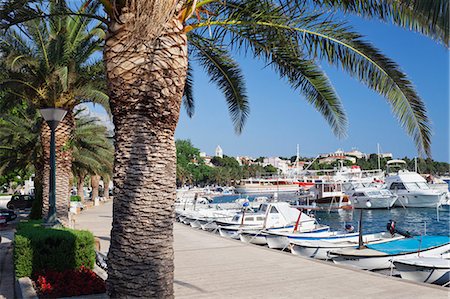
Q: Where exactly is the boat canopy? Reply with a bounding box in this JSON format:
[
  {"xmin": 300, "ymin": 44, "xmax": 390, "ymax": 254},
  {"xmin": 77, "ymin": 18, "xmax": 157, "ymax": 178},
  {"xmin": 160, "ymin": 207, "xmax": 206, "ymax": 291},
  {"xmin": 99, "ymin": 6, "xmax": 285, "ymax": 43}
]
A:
[{"xmin": 367, "ymin": 236, "xmax": 450, "ymax": 255}]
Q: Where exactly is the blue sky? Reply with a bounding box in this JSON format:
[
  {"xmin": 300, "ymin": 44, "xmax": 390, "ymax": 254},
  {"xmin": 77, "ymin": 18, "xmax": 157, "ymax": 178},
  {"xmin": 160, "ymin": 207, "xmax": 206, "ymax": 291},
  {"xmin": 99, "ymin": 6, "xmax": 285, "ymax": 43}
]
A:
[
  {"xmin": 88, "ymin": 12, "xmax": 448, "ymax": 162},
  {"xmin": 174, "ymin": 16, "xmax": 449, "ymax": 161}
]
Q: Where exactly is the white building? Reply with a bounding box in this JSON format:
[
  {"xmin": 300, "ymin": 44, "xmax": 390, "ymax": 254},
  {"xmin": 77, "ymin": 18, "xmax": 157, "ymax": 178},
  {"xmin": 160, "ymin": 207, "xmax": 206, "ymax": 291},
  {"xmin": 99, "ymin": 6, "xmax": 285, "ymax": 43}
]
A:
[
  {"xmin": 215, "ymin": 145, "xmax": 223, "ymax": 158},
  {"xmin": 263, "ymin": 157, "xmax": 290, "ymax": 174}
]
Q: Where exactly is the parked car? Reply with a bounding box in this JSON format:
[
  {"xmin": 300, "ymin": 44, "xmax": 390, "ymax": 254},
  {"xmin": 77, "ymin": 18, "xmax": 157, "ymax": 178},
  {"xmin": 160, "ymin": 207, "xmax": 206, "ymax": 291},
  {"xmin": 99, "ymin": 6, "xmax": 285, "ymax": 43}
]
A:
[
  {"xmin": 6, "ymin": 194, "xmax": 35, "ymax": 210},
  {"xmin": 0, "ymin": 209, "xmax": 17, "ymax": 222}
]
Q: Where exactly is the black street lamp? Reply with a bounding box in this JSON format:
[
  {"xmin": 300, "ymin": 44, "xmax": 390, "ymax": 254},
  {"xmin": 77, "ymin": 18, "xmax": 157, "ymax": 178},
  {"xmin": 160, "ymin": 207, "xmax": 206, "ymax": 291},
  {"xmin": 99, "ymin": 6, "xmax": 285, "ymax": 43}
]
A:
[{"xmin": 39, "ymin": 108, "xmax": 67, "ymax": 224}]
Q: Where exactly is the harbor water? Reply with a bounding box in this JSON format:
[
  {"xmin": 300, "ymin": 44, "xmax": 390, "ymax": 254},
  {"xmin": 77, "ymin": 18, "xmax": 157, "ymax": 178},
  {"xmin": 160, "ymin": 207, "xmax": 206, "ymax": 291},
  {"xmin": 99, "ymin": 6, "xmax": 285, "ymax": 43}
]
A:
[{"xmin": 212, "ymin": 194, "xmax": 449, "ymax": 237}]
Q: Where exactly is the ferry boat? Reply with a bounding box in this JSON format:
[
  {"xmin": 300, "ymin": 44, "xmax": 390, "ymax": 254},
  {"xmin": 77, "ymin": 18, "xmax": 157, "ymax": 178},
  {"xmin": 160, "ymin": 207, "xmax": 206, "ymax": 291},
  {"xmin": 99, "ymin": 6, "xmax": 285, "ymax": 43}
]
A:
[{"xmin": 234, "ymin": 178, "xmax": 299, "ymax": 194}]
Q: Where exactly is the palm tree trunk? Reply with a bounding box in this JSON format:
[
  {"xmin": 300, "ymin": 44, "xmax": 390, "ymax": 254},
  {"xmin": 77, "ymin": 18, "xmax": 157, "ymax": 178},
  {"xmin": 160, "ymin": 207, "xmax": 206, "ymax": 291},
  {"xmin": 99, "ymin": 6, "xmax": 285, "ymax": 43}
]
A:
[
  {"xmin": 105, "ymin": 10, "xmax": 187, "ymax": 298},
  {"xmin": 41, "ymin": 112, "xmax": 74, "ymax": 224},
  {"xmin": 91, "ymin": 174, "xmax": 100, "ymax": 201},
  {"xmin": 103, "ymin": 177, "xmax": 110, "ymax": 200},
  {"xmin": 77, "ymin": 174, "xmax": 85, "ymax": 203}
]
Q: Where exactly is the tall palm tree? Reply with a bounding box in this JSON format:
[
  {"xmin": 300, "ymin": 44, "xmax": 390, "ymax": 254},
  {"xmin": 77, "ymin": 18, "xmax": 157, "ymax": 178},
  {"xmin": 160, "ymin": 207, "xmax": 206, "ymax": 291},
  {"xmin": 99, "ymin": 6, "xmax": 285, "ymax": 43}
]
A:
[
  {"xmin": 1, "ymin": 0, "xmax": 448, "ymax": 297},
  {"xmin": 71, "ymin": 113, "xmax": 114, "ymax": 204},
  {"xmin": 0, "ymin": 1, "xmax": 108, "ymax": 222},
  {"xmin": 0, "ymin": 106, "xmax": 114, "ymax": 215}
]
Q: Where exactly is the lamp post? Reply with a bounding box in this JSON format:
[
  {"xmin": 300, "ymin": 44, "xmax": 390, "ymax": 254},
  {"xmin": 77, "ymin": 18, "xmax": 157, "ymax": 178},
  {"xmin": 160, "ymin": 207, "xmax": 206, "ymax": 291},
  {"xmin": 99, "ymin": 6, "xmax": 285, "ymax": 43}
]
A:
[{"xmin": 39, "ymin": 108, "xmax": 67, "ymax": 224}]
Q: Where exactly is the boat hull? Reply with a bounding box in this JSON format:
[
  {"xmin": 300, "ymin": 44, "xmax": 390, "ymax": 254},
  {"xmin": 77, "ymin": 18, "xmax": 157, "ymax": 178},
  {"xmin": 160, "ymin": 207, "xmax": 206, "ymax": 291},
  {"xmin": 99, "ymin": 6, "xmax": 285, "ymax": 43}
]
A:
[
  {"xmin": 234, "ymin": 185, "xmax": 299, "ymax": 193},
  {"xmin": 352, "ymin": 197, "xmax": 397, "ymax": 209},
  {"xmin": 291, "ymin": 233, "xmax": 403, "ymax": 260},
  {"xmin": 393, "ymin": 258, "xmax": 450, "ymax": 285},
  {"xmin": 240, "ymin": 232, "xmax": 268, "ymax": 245},
  {"xmin": 394, "ymin": 193, "xmax": 443, "ymax": 208},
  {"xmin": 266, "ymin": 235, "xmax": 290, "ymax": 249},
  {"xmin": 331, "ymin": 242, "xmax": 450, "ymax": 270}
]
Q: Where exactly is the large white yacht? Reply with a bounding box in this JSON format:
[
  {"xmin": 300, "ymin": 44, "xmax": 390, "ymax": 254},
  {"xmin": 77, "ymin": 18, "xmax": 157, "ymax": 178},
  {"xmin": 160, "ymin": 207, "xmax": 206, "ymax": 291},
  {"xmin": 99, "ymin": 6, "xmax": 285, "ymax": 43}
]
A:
[
  {"xmin": 234, "ymin": 178, "xmax": 299, "ymax": 194},
  {"xmin": 385, "ymin": 160, "xmax": 446, "ymax": 208}
]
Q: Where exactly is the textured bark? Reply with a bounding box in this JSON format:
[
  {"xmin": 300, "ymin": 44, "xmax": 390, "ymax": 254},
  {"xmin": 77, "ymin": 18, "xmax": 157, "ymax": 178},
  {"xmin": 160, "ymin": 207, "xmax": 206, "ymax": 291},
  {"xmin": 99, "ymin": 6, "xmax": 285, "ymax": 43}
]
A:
[
  {"xmin": 77, "ymin": 174, "xmax": 86, "ymax": 203},
  {"xmin": 41, "ymin": 113, "xmax": 74, "ymax": 224},
  {"xmin": 105, "ymin": 5, "xmax": 187, "ymax": 298},
  {"xmin": 91, "ymin": 175, "xmax": 100, "ymax": 201},
  {"xmin": 103, "ymin": 178, "xmax": 110, "ymax": 200}
]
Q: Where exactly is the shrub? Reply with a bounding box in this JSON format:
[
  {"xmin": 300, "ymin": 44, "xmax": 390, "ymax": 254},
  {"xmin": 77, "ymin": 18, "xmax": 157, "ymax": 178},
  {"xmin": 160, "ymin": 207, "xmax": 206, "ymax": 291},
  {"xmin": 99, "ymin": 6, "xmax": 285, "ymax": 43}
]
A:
[
  {"xmin": 14, "ymin": 221, "xmax": 96, "ymax": 278},
  {"xmin": 70, "ymin": 195, "xmax": 81, "ymax": 202}
]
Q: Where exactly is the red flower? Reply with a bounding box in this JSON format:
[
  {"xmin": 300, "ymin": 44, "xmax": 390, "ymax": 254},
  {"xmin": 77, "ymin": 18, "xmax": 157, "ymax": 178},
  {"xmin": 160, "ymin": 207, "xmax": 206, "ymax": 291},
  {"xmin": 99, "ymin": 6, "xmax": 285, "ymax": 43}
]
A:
[{"xmin": 33, "ymin": 267, "xmax": 106, "ymax": 298}]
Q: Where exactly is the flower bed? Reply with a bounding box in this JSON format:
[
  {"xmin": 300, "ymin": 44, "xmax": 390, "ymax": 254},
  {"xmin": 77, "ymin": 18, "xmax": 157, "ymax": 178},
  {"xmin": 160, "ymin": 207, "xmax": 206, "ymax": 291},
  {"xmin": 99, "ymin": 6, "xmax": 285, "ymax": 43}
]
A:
[{"xmin": 33, "ymin": 266, "xmax": 106, "ymax": 298}]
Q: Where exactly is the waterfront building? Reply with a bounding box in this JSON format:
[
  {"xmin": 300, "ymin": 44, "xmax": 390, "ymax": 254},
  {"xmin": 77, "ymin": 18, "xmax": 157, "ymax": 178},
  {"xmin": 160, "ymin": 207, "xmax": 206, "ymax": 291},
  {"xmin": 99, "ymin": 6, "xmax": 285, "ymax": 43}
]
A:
[{"xmin": 263, "ymin": 157, "xmax": 291, "ymax": 174}]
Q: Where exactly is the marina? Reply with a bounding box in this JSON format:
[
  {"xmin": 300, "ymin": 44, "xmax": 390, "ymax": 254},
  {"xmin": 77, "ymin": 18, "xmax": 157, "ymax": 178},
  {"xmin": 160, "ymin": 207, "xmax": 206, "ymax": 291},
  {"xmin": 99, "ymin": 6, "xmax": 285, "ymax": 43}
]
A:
[
  {"xmin": 175, "ymin": 186, "xmax": 450, "ymax": 288},
  {"xmin": 72, "ymin": 201, "xmax": 449, "ymax": 298}
]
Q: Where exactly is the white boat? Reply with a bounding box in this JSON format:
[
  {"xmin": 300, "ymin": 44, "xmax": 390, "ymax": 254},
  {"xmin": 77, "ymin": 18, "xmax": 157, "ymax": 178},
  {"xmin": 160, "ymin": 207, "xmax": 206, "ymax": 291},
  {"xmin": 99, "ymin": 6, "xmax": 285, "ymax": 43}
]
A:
[
  {"xmin": 393, "ymin": 256, "xmax": 450, "ymax": 286},
  {"xmin": 218, "ymin": 202, "xmax": 303, "ymax": 240},
  {"xmin": 346, "ymin": 185, "xmax": 398, "ymax": 209},
  {"xmin": 239, "ymin": 211, "xmax": 329, "ymax": 245},
  {"xmin": 330, "ymin": 235, "xmax": 450, "ymax": 270},
  {"xmin": 385, "ymin": 160, "xmax": 445, "ymax": 208},
  {"xmin": 308, "ymin": 180, "xmax": 350, "ymax": 209},
  {"xmin": 290, "ymin": 232, "xmax": 404, "ymax": 260},
  {"xmin": 234, "ymin": 178, "xmax": 299, "ymax": 194},
  {"xmin": 264, "ymin": 226, "xmax": 358, "ymax": 250}
]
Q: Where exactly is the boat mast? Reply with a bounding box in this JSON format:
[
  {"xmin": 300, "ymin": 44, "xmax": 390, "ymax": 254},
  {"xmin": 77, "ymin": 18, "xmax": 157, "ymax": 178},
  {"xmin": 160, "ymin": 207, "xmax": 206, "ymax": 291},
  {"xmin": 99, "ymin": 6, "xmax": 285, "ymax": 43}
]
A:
[
  {"xmin": 377, "ymin": 143, "xmax": 381, "ymax": 170},
  {"xmin": 296, "ymin": 144, "xmax": 300, "ymax": 179},
  {"xmin": 414, "ymin": 157, "xmax": 418, "ymax": 173}
]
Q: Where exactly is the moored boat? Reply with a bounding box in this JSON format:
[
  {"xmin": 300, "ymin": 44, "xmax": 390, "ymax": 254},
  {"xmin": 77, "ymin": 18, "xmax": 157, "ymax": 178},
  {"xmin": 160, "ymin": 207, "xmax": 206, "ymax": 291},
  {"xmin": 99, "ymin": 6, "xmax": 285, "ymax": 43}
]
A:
[
  {"xmin": 329, "ymin": 235, "xmax": 450, "ymax": 270},
  {"xmin": 393, "ymin": 256, "xmax": 450, "ymax": 286},
  {"xmin": 385, "ymin": 160, "xmax": 446, "ymax": 208},
  {"xmin": 347, "ymin": 186, "xmax": 398, "ymax": 209},
  {"xmin": 234, "ymin": 178, "xmax": 299, "ymax": 194},
  {"xmin": 218, "ymin": 202, "xmax": 305, "ymax": 240},
  {"xmin": 290, "ymin": 232, "xmax": 404, "ymax": 260}
]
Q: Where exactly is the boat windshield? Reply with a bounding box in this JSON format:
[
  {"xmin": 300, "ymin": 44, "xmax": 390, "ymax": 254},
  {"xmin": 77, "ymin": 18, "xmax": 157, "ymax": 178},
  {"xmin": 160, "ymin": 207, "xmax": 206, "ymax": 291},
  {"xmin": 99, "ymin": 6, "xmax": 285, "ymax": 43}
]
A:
[
  {"xmin": 366, "ymin": 190, "xmax": 382, "ymax": 196},
  {"xmin": 259, "ymin": 204, "xmax": 268, "ymax": 213},
  {"xmin": 232, "ymin": 215, "xmax": 240, "ymax": 222},
  {"xmin": 416, "ymin": 182, "xmax": 430, "ymax": 190},
  {"xmin": 379, "ymin": 190, "xmax": 392, "ymax": 196},
  {"xmin": 404, "ymin": 182, "xmax": 430, "ymax": 191}
]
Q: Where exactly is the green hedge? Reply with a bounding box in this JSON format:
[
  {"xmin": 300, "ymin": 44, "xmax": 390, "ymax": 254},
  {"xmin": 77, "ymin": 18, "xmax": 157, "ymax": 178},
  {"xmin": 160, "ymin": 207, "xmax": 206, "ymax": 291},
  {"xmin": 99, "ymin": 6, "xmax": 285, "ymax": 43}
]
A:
[
  {"xmin": 14, "ymin": 221, "xmax": 96, "ymax": 278},
  {"xmin": 70, "ymin": 195, "xmax": 81, "ymax": 202}
]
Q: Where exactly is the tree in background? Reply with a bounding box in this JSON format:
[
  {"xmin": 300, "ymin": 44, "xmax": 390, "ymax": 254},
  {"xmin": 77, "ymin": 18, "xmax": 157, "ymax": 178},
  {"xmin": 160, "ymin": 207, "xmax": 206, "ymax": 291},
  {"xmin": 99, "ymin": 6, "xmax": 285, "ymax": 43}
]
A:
[
  {"xmin": 0, "ymin": 1, "xmax": 107, "ymax": 222},
  {"xmin": 71, "ymin": 113, "xmax": 114, "ymax": 204}
]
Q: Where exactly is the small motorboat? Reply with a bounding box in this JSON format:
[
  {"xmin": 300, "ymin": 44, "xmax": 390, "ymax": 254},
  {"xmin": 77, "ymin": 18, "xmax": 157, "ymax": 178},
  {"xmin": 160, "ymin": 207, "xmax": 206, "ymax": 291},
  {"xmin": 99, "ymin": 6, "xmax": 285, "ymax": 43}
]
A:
[
  {"xmin": 330, "ymin": 235, "xmax": 450, "ymax": 270},
  {"xmin": 347, "ymin": 187, "xmax": 398, "ymax": 209},
  {"xmin": 393, "ymin": 256, "xmax": 450, "ymax": 286},
  {"xmin": 218, "ymin": 202, "xmax": 312, "ymax": 240}
]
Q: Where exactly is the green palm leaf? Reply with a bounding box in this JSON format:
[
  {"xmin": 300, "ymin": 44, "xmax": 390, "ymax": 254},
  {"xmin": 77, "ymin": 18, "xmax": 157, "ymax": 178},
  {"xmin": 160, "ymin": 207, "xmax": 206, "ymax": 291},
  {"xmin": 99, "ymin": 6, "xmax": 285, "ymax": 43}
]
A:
[{"xmin": 189, "ymin": 33, "xmax": 249, "ymax": 134}]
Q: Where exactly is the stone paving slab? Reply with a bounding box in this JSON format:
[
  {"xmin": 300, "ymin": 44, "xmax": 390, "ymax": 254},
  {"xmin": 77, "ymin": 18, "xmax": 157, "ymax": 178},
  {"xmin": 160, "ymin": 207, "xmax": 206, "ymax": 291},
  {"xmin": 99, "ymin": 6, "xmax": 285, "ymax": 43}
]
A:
[{"xmin": 0, "ymin": 229, "xmax": 15, "ymax": 299}]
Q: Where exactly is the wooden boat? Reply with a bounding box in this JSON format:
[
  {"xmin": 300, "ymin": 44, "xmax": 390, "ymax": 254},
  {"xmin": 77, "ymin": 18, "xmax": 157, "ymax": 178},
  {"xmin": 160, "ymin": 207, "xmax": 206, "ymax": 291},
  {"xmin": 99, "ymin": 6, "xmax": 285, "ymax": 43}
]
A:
[
  {"xmin": 330, "ymin": 236, "xmax": 450, "ymax": 270},
  {"xmin": 290, "ymin": 232, "xmax": 404, "ymax": 260},
  {"xmin": 393, "ymin": 256, "xmax": 450, "ymax": 286}
]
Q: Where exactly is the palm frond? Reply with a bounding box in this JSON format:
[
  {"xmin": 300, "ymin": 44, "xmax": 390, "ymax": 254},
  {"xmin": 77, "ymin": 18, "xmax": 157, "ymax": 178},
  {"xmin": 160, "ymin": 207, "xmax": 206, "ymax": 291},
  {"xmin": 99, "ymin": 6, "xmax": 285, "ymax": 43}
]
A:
[
  {"xmin": 194, "ymin": 1, "xmax": 431, "ymax": 156},
  {"xmin": 182, "ymin": 60, "xmax": 195, "ymax": 118},
  {"xmin": 189, "ymin": 33, "xmax": 249, "ymax": 134},
  {"xmin": 308, "ymin": 0, "xmax": 449, "ymax": 47}
]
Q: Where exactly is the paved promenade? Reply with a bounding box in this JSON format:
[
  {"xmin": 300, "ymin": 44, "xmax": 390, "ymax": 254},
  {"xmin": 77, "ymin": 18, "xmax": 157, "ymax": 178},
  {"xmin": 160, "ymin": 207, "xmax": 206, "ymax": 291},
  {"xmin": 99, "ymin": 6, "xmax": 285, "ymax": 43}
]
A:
[
  {"xmin": 74, "ymin": 201, "xmax": 449, "ymax": 299},
  {"xmin": 0, "ymin": 230, "xmax": 14, "ymax": 299}
]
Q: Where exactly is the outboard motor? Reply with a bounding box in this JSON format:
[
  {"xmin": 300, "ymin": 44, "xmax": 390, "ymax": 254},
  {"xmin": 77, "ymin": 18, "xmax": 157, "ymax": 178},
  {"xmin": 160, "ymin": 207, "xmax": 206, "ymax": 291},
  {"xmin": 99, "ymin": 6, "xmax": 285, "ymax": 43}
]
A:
[{"xmin": 386, "ymin": 220, "xmax": 412, "ymax": 238}]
